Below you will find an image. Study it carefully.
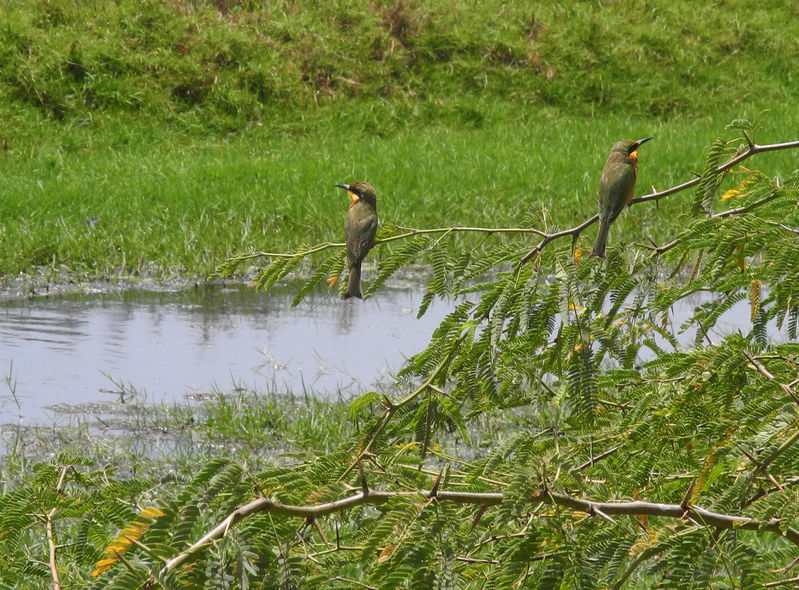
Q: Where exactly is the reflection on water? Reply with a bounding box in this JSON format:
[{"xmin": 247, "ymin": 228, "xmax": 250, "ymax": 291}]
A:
[
  {"xmin": 0, "ymin": 283, "xmax": 785, "ymax": 425},
  {"xmin": 0, "ymin": 284, "xmax": 452, "ymax": 424}
]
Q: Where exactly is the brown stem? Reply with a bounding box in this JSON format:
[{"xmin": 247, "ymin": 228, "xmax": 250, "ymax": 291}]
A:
[
  {"xmin": 519, "ymin": 215, "xmax": 597, "ymax": 265},
  {"xmin": 227, "ymin": 225, "xmax": 547, "ymax": 264},
  {"xmin": 744, "ymin": 351, "xmax": 799, "ymax": 406},
  {"xmin": 46, "ymin": 466, "xmax": 69, "ymax": 590},
  {"xmin": 652, "ymin": 191, "xmax": 780, "ymax": 257},
  {"xmin": 575, "ymin": 445, "xmax": 620, "ymax": 470},
  {"xmin": 764, "ymin": 575, "xmax": 799, "ymax": 588},
  {"xmin": 160, "ymin": 487, "xmax": 799, "ymax": 576}
]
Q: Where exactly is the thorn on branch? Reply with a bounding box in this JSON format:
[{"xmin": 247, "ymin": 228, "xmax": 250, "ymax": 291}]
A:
[
  {"xmin": 358, "ymin": 461, "xmax": 369, "ymax": 496},
  {"xmin": 680, "ymin": 480, "xmax": 695, "ymax": 510},
  {"xmin": 312, "ymin": 517, "xmax": 330, "ymax": 547},
  {"xmin": 589, "ymin": 503, "xmax": 617, "ymax": 524},
  {"xmin": 470, "ymin": 505, "xmax": 488, "ymax": 533},
  {"xmin": 430, "ymin": 469, "xmax": 444, "ymax": 499}
]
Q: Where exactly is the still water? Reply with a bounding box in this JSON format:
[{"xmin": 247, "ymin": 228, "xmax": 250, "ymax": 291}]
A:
[
  {"xmin": 0, "ymin": 283, "xmax": 451, "ymax": 424},
  {"xmin": 0, "ymin": 282, "xmax": 784, "ymax": 425}
]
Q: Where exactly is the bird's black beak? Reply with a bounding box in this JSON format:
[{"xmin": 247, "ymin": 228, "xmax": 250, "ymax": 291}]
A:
[
  {"xmin": 335, "ymin": 184, "xmax": 350, "ymax": 191},
  {"xmin": 636, "ymin": 137, "xmax": 653, "ymax": 147}
]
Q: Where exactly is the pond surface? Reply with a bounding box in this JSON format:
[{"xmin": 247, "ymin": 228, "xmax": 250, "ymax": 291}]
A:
[
  {"xmin": 0, "ymin": 281, "xmax": 784, "ymax": 426},
  {"xmin": 0, "ymin": 283, "xmax": 451, "ymax": 424}
]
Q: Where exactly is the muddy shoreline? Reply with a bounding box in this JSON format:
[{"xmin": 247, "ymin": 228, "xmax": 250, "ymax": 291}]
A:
[{"xmin": 0, "ymin": 267, "xmax": 212, "ymax": 303}]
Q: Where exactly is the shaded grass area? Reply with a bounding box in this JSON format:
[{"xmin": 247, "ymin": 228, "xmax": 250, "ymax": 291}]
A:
[
  {"xmin": 1, "ymin": 109, "xmax": 796, "ymax": 278},
  {"xmin": 1, "ymin": 0, "xmax": 797, "ymax": 127}
]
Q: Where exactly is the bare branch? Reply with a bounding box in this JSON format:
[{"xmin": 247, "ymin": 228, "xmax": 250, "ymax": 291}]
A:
[
  {"xmin": 519, "ymin": 215, "xmax": 597, "ymax": 265},
  {"xmin": 764, "ymin": 575, "xmax": 799, "ymax": 588},
  {"xmin": 388, "ymin": 225, "xmax": 548, "ymax": 242},
  {"xmin": 765, "ymin": 221, "xmax": 799, "ymax": 236},
  {"xmin": 160, "ymin": 487, "xmax": 799, "ymax": 576},
  {"xmin": 327, "ymin": 577, "xmax": 378, "ymax": 589},
  {"xmin": 224, "ymin": 225, "xmax": 547, "ymax": 266},
  {"xmin": 651, "ymin": 191, "xmax": 781, "ymax": 256}
]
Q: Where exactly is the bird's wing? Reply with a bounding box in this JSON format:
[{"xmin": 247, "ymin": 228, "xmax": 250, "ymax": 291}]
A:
[
  {"xmin": 599, "ymin": 164, "xmax": 636, "ymax": 224},
  {"xmin": 346, "ymin": 212, "xmax": 378, "ymax": 262}
]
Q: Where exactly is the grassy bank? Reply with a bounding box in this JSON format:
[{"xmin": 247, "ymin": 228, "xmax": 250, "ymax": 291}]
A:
[
  {"xmin": 1, "ymin": 112, "xmax": 796, "ymax": 279},
  {"xmin": 2, "ymin": 389, "xmax": 356, "ymax": 477},
  {"xmin": 1, "ymin": 0, "xmax": 796, "ymax": 128},
  {"xmin": 0, "ymin": 1, "xmax": 798, "ymax": 280}
]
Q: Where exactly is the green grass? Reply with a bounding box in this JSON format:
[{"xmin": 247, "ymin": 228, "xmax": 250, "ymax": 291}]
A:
[
  {"xmin": 0, "ymin": 0, "xmax": 797, "ymax": 280},
  {"xmin": 1, "ymin": 0, "xmax": 797, "ymax": 127},
  {"xmin": 2, "ymin": 387, "xmax": 355, "ymax": 478},
  {"xmin": 1, "ymin": 109, "xmax": 796, "ymax": 278}
]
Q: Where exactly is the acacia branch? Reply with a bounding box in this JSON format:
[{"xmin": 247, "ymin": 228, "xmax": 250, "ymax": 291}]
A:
[
  {"xmin": 160, "ymin": 487, "xmax": 799, "ymax": 576},
  {"xmin": 338, "ymin": 334, "xmax": 465, "ymax": 482},
  {"xmin": 575, "ymin": 445, "xmax": 620, "ymax": 470},
  {"xmin": 744, "ymin": 351, "xmax": 799, "ymax": 406},
  {"xmin": 652, "ymin": 191, "xmax": 782, "ymax": 256},
  {"xmin": 46, "ymin": 466, "xmax": 69, "ymax": 590},
  {"xmin": 224, "ymin": 226, "xmax": 546, "ymax": 266},
  {"xmin": 519, "ymin": 137, "xmax": 799, "ymax": 265},
  {"xmin": 765, "ymin": 575, "xmax": 799, "ymax": 588},
  {"xmin": 226, "ymin": 241, "xmax": 344, "ymax": 262},
  {"xmin": 518, "ymin": 216, "xmax": 598, "ymax": 265},
  {"xmin": 388, "ymin": 225, "xmax": 548, "ymax": 242}
]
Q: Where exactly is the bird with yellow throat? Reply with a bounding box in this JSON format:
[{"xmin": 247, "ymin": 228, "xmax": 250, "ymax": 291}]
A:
[
  {"xmin": 590, "ymin": 137, "xmax": 652, "ymax": 259},
  {"xmin": 335, "ymin": 182, "xmax": 378, "ymax": 299}
]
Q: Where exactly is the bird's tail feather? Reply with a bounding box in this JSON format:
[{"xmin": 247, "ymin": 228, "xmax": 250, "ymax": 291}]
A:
[
  {"xmin": 590, "ymin": 220, "xmax": 610, "ymax": 259},
  {"xmin": 344, "ymin": 263, "xmax": 363, "ymax": 299}
]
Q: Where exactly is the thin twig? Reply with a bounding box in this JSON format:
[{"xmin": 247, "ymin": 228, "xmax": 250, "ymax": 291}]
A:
[
  {"xmin": 518, "ymin": 216, "xmax": 597, "ymax": 265},
  {"xmin": 575, "ymin": 445, "xmax": 620, "ymax": 470},
  {"xmin": 228, "ymin": 241, "xmax": 344, "ymax": 261},
  {"xmin": 227, "ymin": 225, "xmax": 547, "ymax": 264},
  {"xmin": 651, "ymin": 192, "xmax": 780, "ymax": 257},
  {"xmin": 765, "ymin": 221, "xmax": 799, "ymax": 236},
  {"xmin": 743, "ymin": 351, "xmax": 799, "ymax": 406},
  {"xmin": 519, "ymin": 138, "xmax": 799, "ymax": 264},
  {"xmin": 338, "ymin": 334, "xmax": 465, "ymax": 483},
  {"xmin": 327, "ymin": 577, "xmax": 378, "ymax": 589},
  {"xmin": 390, "ymin": 225, "xmax": 548, "ymax": 241},
  {"xmin": 612, "ymin": 546, "xmax": 661, "ymax": 590},
  {"xmin": 764, "ymin": 575, "xmax": 799, "ymax": 588}
]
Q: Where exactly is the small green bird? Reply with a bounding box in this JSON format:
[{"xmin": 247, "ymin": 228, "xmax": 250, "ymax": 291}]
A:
[
  {"xmin": 336, "ymin": 182, "xmax": 378, "ymax": 299},
  {"xmin": 590, "ymin": 137, "xmax": 652, "ymax": 259}
]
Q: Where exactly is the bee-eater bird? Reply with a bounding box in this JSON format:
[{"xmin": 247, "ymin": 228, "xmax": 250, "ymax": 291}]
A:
[
  {"xmin": 336, "ymin": 182, "xmax": 378, "ymax": 299},
  {"xmin": 590, "ymin": 137, "xmax": 652, "ymax": 259}
]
